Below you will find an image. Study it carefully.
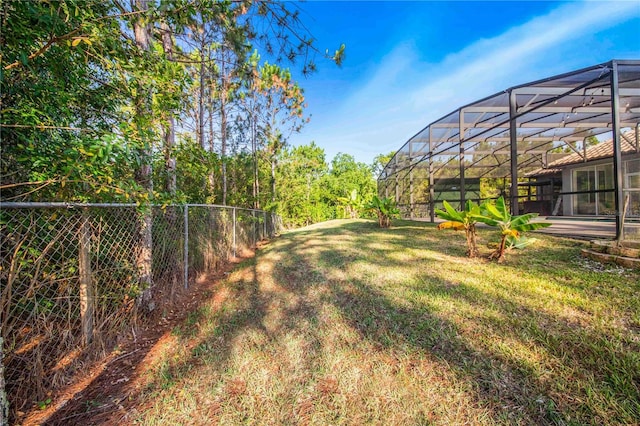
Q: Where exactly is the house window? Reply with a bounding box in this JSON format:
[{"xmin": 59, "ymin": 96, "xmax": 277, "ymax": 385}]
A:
[
  {"xmin": 626, "ymin": 158, "xmax": 640, "ymax": 217},
  {"xmin": 574, "ymin": 168, "xmax": 596, "ymax": 214},
  {"xmin": 572, "ymin": 164, "xmax": 614, "ymax": 215},
  {"xmin": 598, "ymin": 164, "xmax": 615, "ymax": 215}
]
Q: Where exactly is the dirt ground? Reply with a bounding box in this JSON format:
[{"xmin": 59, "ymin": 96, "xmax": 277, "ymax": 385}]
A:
[{"xmin": 20, "ymin": 247, "xmax": 259, "ymax": 426}]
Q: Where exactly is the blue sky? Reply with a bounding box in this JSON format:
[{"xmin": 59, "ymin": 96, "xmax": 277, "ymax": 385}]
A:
[{"xmin": 285, "ymin": 0, "xmax": 640, "ymax": 167}]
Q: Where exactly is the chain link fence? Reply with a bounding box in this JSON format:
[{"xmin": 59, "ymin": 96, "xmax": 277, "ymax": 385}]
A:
[{"xmin": 0, "ymin": 203, "xmax": 281, "ymax": 423}]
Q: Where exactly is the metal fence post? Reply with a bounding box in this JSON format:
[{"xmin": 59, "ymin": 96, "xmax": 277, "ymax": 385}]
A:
[
  {"xmin": 79, "ymin": 209, "xmax": 94, "ymax": 345},
  {"xmin": 0, "ymin": 202, "xmax": 283, "ymax": 422},
  {"xmin": 263, "ymin": 211, "xmax": 267, "ymax": 239},
  {"xmin": 253, "ymin": 210, "xmax": 257, "ymax": 246},
  {"xmin": 232, "ymin": 207, "xmax": 237, "ymax": 258},
  {"xmin": 184, "ymin": 205, "xmax": 189, "ymax": 289}
]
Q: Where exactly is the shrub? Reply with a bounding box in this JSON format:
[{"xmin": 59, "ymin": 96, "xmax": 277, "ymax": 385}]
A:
[{"xmin": 366, "ymin": 196, "xmax": 400, "ymax": 228}]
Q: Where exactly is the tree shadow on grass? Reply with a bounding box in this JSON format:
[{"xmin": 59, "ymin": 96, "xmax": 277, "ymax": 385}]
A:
[
  {"xmin": 44, "ymin": 219, "xmax": 639, "ymax": 424},
  {"xmin": 135, "ymin": 220, "xmax": 638, "ymax": 424},
  {"xmin": 300, "ymin": 220, "xmax": 639, "ymax": 424},
  {"xmin": 275, "ymin": 221, "xmax": 563, "ymax": 423},
  {"xmin": 40, "ymin": 251, "xmax": 263, "ymax": 426},
  {"xmin": 105, "ymin": 236, "xmax": 328, "ymax": 424}
]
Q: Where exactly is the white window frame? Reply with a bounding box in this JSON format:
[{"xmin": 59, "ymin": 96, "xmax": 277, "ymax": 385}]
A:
[{"xmin": 571, "ymin": 163, "xmax": 614, "ymax": 216}]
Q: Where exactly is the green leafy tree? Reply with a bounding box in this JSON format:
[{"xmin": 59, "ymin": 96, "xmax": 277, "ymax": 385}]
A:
[
  {"xmin": 1, "ymin": 0, "xmax": 137, "ymax": 201},
  {"xmin": 327, "ymin": 153, "xmax": 376, "ymax": 216},
  {"xmin": 372, "ymin": 152, "xmax": 396, "ymax": 179},
  {"xmin": 276, "ymin": 142, "xmax": 329, "ymax": 226},
  {"xmin": 1, "ymin": 0, "xmax": 344, "ymax": 205},
  {"xmin": 254, "ymin": 62, "xmax": 308, "ymax": 207}
]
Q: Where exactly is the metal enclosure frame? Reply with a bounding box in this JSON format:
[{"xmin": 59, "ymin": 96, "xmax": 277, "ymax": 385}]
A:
[{"xmin": 378, "ymin": 59, "xmax": 640, "ymax": 239}]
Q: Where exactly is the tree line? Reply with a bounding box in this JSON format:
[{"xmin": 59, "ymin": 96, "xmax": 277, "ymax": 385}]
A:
[{"xmin": 1, "ymin": 0, "xmax": 390, "ymax": 226}]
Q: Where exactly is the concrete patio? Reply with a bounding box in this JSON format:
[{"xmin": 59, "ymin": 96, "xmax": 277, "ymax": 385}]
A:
[{"xmin": 533, "ymin": 217, "xmax": 616, "ymax": 240}]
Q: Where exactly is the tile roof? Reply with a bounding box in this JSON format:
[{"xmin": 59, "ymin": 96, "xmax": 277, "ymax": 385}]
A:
[{"xmin": 526, "ymin": 130, "xmax": 639, "ymax": 177}]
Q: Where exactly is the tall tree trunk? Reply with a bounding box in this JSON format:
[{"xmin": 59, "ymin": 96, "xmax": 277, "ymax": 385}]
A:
[
  {"xmin": 161, "ymin": 21, "xmax": 176, "ymax": 196},
  {"xmin": 207, "ymin": 83, "xmax": 216, "ymax": 201},
  {"xmin": 252, "ymin": 115, "xmax": 260, "ymax": 209},
  {"xmin": 219, "ymin": 50, "xmax": 228, "ymax": 205},
  {"xmin": 133, "ymin": 0, "xmax": 154, "ymax": 311},
  {"xmin": 194, "ymin": 108, "xmax": 200, "ymax": 147},
  {"xmin": 221, "ymin": 94, "xmax": 227, "ymax": 205},
  {"xmin": 270, "ymin": 154, "xmax": 276, "ymax": 204},
  {"xmin": 160, "ymin": 20, "xmax": 180, "ymax": 293},
  {"xmin": 197, "ymin": 42, "xmax": 206, "ymax": 149}
]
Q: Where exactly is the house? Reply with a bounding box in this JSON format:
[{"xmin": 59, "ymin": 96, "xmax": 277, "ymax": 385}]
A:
[{"xmin": 525, "ymin": 130, "xmax": 639, "ymax": 217}]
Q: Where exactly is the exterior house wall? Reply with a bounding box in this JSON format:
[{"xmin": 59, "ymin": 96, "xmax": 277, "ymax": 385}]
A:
[
  {"xmin": 561, "ymin": 154, "xmax": 640, "ymax": 216},
  {"xmin": 562, "ymin": 157, "xmax": 612, "ymax": 216},
  {"xmin": 536, "ymin": 176, "xmax": 562, "ymax": 216}
]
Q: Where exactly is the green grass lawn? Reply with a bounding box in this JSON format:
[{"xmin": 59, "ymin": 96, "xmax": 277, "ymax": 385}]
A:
[{"xmin": 134, "ymin": 219, "xmax": 640, "ymax": 425}]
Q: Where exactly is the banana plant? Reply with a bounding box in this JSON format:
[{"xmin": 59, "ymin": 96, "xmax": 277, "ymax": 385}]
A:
[
  {"xmin": 337, "ymin": 188, "xmax": 363, "ymax": 219},
  {"xmin": 435, "ymin": 200, "xmax": 482, "ymax": 257},
  {"xmin": 476, "ymin": 196, "xmax": 552, "ymax": 262},
  {"xmin": 366, "ymin": 195, "xmax": 400, "ymax": 228}
]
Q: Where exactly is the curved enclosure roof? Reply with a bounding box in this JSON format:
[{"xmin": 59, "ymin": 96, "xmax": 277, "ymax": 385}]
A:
[{"xmin": 379, "ymin": 60, "xmax": 640, "ymax": 183}]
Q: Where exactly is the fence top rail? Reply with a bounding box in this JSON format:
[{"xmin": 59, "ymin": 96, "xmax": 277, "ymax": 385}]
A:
[
  {"xmin": 185, "ymin": 204, "xmax": 268, "ymax": 214},
  {"xmin": 0, "ymin": 202, "xmax": 274, "ymax": 214}
]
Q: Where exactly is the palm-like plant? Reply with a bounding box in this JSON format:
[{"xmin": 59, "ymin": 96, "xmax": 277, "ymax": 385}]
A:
[
  {"xmin": 435, "ymin": 200, "xmax": 481, "ymax": 257},
  {"xmin": 337, "ymin": 188, "xmax": 362, "ymax": 219},
  {"xmin": 366, "ymin": 195, "xmax": 400, "ymax": 228},
  {"xmin": 476, "ymin": 196, "xmax": 552, "ymax": 262}
]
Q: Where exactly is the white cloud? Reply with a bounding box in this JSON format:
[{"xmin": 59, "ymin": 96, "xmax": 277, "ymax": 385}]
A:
[
  {"xmin": 292, "ymin": 1, "xmax": 639, "ymax": 165},
  {"xmin": 409, "ymin": 1, "xmax": 639, "ymax": 116}
]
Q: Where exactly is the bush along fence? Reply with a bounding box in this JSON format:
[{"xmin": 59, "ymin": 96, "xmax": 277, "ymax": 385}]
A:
[{"xmin": 0, "ymin": 202, "xmax": 282, "ymax": 423}]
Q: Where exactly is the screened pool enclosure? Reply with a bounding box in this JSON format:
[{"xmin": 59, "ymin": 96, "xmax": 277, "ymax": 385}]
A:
[{"xmin": 378, "ymin": 60, "xmax": 640, "ymax": 240}]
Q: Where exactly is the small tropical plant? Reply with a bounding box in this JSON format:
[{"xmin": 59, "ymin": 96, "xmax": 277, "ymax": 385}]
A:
[
  {"xmin": 476, "ymin": 196, "xmax": 552, "ymax": 262},
  {"xmin": 435, "ymin": 200, "xmax": 481, "ymax": 257},
  {"xmin": 337, "ymin": 188, "xmax": 363, "ymax": 219},
  {"xmin": 366, "ymin": 195, "xmax": 400, "ymax": 228}
]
